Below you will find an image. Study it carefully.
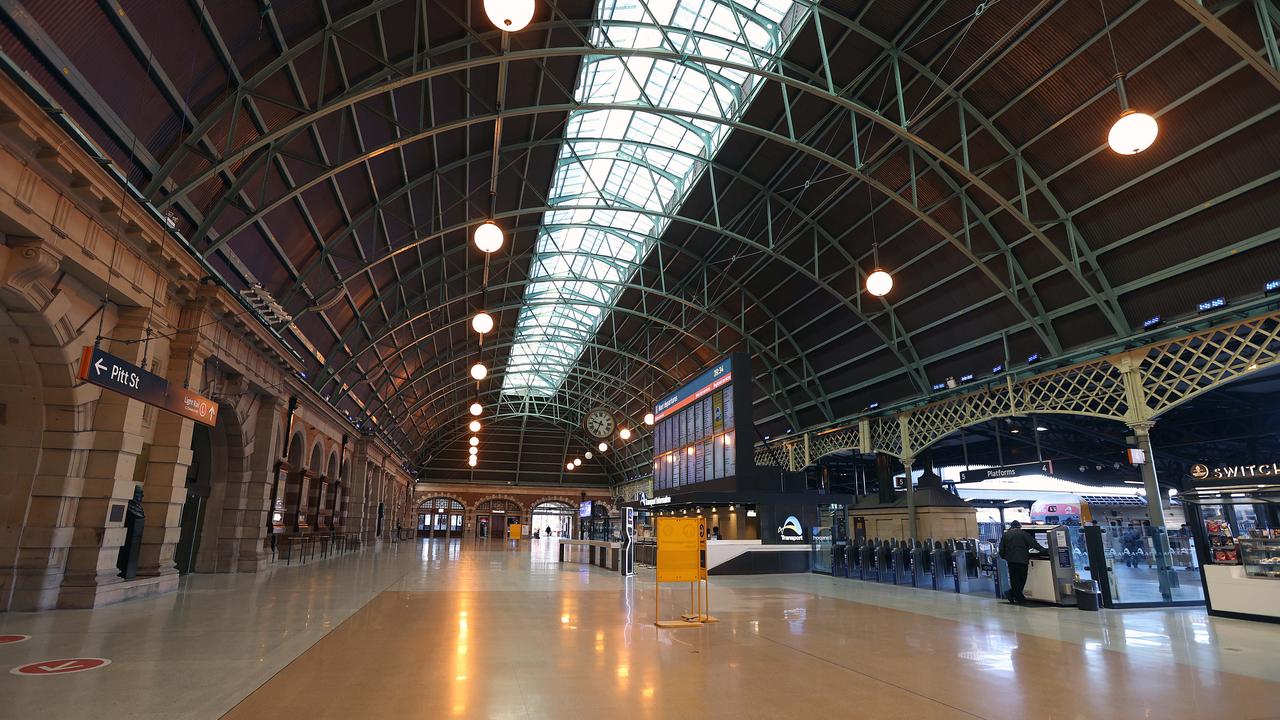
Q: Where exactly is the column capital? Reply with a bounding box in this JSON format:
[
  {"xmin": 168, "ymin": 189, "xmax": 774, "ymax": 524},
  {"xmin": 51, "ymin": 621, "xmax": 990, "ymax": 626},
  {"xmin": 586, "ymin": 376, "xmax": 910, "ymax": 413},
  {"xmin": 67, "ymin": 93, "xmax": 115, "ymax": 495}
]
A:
[{"xmin": 1127, "ymin": 420, "xmax": 1157, "ymax": 434}]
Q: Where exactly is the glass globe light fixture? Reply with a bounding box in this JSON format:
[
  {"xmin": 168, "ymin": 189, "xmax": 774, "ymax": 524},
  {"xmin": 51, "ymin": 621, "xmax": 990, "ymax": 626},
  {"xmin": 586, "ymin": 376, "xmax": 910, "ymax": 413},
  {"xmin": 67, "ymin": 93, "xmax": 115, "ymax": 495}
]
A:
[
  {"xmin": 468, "ymin": 456, "xmax": 477, "ymax": 467},
  {"xmin": 866, "ymin": 269, "xmax": 893, "ymax": 297},
  {"xmin": 573, "ymin": 458, "xmax": 581, "ymax": 467},
  {"xmin": 470, "ymin": 402, "xmax": 483, "ymax": 416},
  {"xmin": 567, "ymin": 462, "xmax": 574, "ymax": 470},
  {"xmin": 473, "ymin": 221, "xmax": 504, "ymax": 253},
  {"xmin": 619, "ymin": 427, "xmax": 631, "ymax": 441},
  {"xmin": 468, "ymin": 420, "xmax": 481, "ymax": 433},
  {"xmin": 643, "ymin": 412, "xmax": 654, "ymax": 425},
  {"xmin": 470, "ymin": 363, "xmax": 488, "ymax": 381},
  {"xmin": 469, "ymin": 446, "xmax": 478, "ymax": 456},
  {"xmin": 598, "ymin": 442, "xmax": 607, "ymax": 452},
  {"xmin": 585, "ymin": 451, "xmax": 592, "ymax": 460},
  {"xmin": 1108, "ymin": 110, "xmax": 1158, "ymax": 155},
  {"xmin": 483, "ymin": 0, "xmax": 535, "ymax": 32},
  {"xmin": 469, "ymin": 436, "xmax": 479, "ymax": 447},
  {"xmin": 472, "ymin": 312, "xmax": 494, "ymax": 334}
]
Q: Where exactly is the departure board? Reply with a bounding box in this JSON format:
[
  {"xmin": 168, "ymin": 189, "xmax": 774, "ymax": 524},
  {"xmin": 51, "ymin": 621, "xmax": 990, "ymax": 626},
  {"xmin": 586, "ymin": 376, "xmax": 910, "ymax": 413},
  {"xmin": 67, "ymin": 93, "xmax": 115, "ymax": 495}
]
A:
[{"xmin": 652, "ymin": 354, "xmax": 750, "ymax": 491}]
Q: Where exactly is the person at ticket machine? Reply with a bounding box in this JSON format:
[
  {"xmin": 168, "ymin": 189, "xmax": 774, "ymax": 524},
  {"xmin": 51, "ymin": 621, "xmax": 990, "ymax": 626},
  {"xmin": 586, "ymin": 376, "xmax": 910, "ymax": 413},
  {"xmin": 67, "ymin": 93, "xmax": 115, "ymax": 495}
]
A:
[{"xmin": 999, "ymin": 520, "xmax": 1046, "ymax": 605}]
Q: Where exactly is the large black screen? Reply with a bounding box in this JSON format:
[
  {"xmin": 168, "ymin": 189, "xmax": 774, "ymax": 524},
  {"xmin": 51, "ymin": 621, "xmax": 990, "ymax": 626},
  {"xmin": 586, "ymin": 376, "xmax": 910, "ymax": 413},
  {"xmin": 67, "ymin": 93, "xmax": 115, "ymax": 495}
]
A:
[{"xmin": 652, "ymin": 355, "xmax": 749, "ymax": 491}]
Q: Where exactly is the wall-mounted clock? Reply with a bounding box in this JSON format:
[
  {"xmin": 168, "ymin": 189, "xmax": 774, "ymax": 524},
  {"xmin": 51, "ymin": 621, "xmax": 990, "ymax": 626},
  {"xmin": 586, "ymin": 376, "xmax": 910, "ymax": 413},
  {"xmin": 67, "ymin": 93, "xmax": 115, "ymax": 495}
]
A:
[{"xmin": 584, "ymin": 407, "xmax": 616, "ymax": 439}]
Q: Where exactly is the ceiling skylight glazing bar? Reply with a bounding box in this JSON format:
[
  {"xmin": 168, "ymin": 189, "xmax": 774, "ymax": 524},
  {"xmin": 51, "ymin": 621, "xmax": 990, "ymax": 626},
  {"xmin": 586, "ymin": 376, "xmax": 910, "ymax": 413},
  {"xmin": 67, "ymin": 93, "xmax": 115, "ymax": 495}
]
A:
[{"xmin": 501, "ymin": 0, "xmax": 808, "ymax": 397}]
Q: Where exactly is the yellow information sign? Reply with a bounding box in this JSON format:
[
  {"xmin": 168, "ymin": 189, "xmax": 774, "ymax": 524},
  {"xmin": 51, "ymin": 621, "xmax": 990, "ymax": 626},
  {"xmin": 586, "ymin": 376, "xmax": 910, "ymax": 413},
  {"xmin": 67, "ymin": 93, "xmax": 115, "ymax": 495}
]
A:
[{"xmin": 656, "ymin": 517, "xmax": 705, "ymax": 583}]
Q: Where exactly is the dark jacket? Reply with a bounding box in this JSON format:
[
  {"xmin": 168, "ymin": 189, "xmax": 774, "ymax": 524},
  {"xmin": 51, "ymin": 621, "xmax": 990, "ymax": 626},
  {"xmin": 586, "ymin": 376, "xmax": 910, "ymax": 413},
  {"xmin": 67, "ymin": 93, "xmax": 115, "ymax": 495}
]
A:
[{"xmin": 998, "ymin": 528, "xmax": 1046, "ymax": 564}]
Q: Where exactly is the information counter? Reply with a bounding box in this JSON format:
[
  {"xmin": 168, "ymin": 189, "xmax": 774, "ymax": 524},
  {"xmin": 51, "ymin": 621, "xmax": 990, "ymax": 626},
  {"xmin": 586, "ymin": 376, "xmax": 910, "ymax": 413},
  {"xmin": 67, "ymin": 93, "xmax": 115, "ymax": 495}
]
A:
[{"xmin": 706, "ymin": 539, "xmax": 809, "ymax": 575}]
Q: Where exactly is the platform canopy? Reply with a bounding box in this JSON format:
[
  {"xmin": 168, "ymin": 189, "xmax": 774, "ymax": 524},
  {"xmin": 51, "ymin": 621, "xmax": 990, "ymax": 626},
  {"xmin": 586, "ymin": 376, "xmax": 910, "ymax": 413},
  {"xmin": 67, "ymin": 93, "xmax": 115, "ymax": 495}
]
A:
[{"xmin": 4, "ymin": 0, "xmax": 1278, "ymax": 485}]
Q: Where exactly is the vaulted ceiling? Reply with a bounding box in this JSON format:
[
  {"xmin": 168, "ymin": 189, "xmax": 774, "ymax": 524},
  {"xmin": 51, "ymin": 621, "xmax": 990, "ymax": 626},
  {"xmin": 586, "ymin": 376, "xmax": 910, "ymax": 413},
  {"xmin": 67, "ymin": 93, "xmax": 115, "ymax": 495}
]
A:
[{"xmin": 3, "ymin": 0, "xmax": 1278, "ymax": 486}]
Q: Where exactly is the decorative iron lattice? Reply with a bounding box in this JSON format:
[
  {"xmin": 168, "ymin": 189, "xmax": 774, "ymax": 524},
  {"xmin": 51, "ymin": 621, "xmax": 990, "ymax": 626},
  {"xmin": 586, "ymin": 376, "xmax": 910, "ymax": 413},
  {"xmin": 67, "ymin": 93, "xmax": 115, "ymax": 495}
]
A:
[
  {"xmin": 906, "ymin": 384, "xmax": 1015, "ymax": 455},
  {"xmin": 752, "ymin": 308, "xmax": 1280, "ymax": 471},
  {"xmin": 1138, "ymin": 314, "xmax": 1280, "ymax": 417},
  {"xmin": 870, "ymin": 417, "xmax": 903, "ymax": 459},
  {"xmin": 809, "ymin": 426, "xmax": 861, "ymax": 461},
  {"xmin": 1017, "ymin": 361, "xmax": 1128, "ymax": 420}
]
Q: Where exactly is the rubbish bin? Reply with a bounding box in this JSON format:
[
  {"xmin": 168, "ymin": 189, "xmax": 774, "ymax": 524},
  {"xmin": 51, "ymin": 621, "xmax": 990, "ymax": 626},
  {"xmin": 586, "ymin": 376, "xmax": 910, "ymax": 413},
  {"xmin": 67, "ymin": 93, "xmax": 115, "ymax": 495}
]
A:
[{"xmin": 1075, "ymin": 579, "xmax": 1101, "ymax": 611}]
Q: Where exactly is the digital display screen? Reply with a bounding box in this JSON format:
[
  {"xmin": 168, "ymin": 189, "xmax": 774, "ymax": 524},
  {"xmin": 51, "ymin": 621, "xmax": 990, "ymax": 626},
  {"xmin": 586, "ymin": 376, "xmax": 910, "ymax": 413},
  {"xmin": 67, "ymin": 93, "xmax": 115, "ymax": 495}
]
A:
[
  {"xmin": 652, "ymin": 357, "xmax": 737, "ymax": 491},
  {"xmin": 578, "ymin": 501, "xmax": 593, "ymax": 518}
]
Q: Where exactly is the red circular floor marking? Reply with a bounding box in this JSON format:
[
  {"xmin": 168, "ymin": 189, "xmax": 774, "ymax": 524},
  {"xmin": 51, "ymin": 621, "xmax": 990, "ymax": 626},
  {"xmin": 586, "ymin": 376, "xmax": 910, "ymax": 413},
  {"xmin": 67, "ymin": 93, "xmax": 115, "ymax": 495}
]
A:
[
  {"xmin": 10, "ymin": 658, "xmax": 111, "ymax": 676},
  {"xmin": 0, "ymin": 634, "xmax": 31, "ymax": 645}
]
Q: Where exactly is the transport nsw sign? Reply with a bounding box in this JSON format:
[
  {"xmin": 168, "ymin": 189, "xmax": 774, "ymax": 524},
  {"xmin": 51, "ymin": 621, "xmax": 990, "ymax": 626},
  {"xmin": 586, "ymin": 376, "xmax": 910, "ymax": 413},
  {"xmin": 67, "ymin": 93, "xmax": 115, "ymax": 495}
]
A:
[
  {"xmin": 77, "ymin": 347, "xmax": 218, "ymax": 427},
  {"xmin": 958, "ymin": 460, "xmax": 1053, "ymax": 483}
]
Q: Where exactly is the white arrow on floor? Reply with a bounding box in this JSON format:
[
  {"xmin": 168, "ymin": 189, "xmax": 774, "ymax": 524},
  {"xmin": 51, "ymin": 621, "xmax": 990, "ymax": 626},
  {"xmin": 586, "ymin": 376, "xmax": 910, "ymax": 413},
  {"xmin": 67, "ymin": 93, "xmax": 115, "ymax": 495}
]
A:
[{"xmin": 37, "ymin": 661, "xmax": 87, "ymax": 672}]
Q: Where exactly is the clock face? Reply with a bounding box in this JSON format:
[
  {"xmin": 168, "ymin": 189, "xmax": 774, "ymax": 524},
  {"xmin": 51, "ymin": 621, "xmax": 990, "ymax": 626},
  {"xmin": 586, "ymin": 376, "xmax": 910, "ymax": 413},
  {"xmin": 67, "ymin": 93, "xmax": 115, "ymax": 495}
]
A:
[{"xmin": 585, "ymin": 408, "xmax": 615, "ymax": 439}]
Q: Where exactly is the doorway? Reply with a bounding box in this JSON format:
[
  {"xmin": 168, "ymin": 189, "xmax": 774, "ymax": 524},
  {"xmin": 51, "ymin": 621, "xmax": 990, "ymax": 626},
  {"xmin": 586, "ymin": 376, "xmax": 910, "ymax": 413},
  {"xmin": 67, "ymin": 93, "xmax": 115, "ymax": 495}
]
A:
[
  {"xmin": 530, "ymin": 501, "xmax": 575, "ymax": 538},
  {"xmin": 175, "ymin": 424, "xmax": 212, "ymax": 574},
  {"xmin": 474, "ymin": 499, "xmax": 522, "ymax": 539}
]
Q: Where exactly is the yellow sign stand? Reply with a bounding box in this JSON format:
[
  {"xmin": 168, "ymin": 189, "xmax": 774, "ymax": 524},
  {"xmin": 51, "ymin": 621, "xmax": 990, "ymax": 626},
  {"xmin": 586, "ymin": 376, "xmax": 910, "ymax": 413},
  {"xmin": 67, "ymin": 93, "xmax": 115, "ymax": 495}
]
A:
[{"xmin": 654, "ymin": 517, "xmax": 718, "ymax": 627}]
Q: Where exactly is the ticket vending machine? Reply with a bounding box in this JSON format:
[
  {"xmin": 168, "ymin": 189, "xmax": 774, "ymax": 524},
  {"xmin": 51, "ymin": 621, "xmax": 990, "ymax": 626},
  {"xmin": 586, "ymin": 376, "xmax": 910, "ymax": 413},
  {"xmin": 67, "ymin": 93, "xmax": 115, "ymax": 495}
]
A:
[{"xmin": 1020, "ymin": 523, "xmax": 1080, "ymax": 606}]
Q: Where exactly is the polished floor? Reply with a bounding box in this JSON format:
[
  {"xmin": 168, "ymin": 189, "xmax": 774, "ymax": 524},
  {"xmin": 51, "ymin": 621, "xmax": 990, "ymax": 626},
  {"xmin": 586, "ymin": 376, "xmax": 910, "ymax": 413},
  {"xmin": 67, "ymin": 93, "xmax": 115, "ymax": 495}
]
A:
[{"xmin": 2, "ymin": 539, "xmax": 1279, "ymax": 719}]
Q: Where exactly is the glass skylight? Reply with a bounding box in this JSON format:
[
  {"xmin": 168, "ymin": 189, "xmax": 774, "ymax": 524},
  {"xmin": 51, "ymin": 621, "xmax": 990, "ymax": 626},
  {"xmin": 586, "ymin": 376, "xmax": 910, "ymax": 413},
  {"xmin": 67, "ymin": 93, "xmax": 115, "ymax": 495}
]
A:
[{"xmin": 502, "ymin": 0, "xmax": 807, "ymax": 396}]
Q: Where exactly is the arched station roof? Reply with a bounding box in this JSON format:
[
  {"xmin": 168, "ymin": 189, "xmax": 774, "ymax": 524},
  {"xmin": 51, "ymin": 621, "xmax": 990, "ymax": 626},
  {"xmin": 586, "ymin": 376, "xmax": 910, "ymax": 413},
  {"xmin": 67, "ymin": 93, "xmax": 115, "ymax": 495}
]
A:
[{"xmin": 3, "ymin": 0, "xmax": 1277, "ymax": 485}]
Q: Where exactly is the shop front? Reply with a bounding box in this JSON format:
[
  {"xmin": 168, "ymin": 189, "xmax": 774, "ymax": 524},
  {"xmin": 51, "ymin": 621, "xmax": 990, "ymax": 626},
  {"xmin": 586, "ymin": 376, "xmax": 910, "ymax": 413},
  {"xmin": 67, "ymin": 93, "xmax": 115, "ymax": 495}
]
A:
[{"xmin": 1180, "ymin": 468, "xmax": 1280, "ymax": 623}]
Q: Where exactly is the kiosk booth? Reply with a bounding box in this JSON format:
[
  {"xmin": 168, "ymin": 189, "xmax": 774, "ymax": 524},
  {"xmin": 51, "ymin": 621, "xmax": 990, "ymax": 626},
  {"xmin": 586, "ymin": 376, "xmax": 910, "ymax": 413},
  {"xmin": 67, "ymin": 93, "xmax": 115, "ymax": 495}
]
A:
[{"xmin": 1181, "ymin": 471, "xmax": 1280, "ymax": 623}]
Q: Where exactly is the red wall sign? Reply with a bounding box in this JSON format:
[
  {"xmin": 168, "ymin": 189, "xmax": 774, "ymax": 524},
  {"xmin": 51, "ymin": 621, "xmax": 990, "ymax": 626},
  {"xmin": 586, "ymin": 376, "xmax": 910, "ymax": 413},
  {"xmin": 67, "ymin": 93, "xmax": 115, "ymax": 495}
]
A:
[{"xmin": 10, "ymin": 658, "xmax": 111, "ymax": 676}]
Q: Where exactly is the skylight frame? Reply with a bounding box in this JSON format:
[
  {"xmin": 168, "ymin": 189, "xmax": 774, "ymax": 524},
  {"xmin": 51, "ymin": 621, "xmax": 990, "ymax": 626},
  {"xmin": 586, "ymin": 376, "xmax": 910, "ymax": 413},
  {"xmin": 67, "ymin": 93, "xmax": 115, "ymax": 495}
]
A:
[{"xmin": 502, "ymin": 0, "xmax": 808, "ymax": 397}]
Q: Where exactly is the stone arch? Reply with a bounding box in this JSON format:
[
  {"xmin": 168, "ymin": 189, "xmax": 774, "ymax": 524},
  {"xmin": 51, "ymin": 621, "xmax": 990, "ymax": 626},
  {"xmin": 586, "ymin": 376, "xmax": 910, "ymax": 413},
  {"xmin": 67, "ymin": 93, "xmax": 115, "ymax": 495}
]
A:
[
  {"xmin": 0, "ymin": 240, "xmax": 155, "ymax": 609},
  {"xmin": 308, "ymin": 438, "xmax": 324, "ymax": 474},
  {"xmin": 471, "ymin": 494, "xmax": 527, "ymax": 514},
  {"xmin": 286, "ymin": 430, "xmax": 305, "ymax": 468},
  {"xmin": 189, "ymin": 390, "xmax": 254, "ymax": 573}
]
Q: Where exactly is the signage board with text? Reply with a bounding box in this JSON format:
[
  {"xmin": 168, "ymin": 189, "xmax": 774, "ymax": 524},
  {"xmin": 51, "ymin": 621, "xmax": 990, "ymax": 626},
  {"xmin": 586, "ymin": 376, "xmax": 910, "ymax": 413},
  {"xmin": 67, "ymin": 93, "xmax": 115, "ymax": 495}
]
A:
[
  {"xmin": 656, "ymin": 517, "xmax": 705, "ymax": 583},
  {"xmin": 78, "ymin": 346, "xmax": 218, "ymax": 427},
  {"xmin": 958, "ymin": 460, "xmax": 1053, "ymax": 484}
]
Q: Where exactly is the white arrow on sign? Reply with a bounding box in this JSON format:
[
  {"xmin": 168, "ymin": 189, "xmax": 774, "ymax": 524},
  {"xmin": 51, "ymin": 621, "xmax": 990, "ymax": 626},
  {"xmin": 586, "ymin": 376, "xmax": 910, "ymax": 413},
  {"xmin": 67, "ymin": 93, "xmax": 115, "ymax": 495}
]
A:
[{"xmin": 93, "ymin": 358, "xmax": 107, "ymax": 375}]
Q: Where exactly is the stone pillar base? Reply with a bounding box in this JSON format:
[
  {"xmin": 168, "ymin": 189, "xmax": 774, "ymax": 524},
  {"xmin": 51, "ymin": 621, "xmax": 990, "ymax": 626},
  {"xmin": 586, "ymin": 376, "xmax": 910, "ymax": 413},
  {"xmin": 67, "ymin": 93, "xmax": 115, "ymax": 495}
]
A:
[
  {"xmin": 3, "ymin": 567, "xmax": 64, "ymax": 611},
  {"xmin": 57, "ymin": 572, "xmax": 179, "ymax": 609}
]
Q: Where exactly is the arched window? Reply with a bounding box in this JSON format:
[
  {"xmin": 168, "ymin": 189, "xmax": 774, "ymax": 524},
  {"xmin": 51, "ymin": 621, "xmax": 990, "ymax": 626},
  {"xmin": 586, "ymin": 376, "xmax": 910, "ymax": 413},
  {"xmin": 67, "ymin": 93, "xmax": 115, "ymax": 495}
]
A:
[{"xmin": 417, "ymin": 497, "xmax": 465, "ymax": 535}]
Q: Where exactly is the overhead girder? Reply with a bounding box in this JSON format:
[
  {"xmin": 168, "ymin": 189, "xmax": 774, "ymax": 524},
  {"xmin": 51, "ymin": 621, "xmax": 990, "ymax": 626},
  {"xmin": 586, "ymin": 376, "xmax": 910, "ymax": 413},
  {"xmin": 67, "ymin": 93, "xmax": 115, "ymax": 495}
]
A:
[
  {"xmin": 284, "ymin": 137, "xmax": 924, "ymax": 397},
  {"xmin": 171, "ymin": 42, "xmax": 1117, "ymax": 343},
  {"xmin": 322, "ymin": 275, "xmax": 821, "ymax": 435},
  {"xmin": 404, "ymin": 374, "xmax": 659, "ymax": 464}
]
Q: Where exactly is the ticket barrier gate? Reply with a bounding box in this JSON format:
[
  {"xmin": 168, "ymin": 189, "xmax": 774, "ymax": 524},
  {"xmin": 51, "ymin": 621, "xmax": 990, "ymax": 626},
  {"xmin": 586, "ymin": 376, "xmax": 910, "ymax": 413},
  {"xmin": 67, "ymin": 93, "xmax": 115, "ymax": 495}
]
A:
[
  {"xmin": 860, "ymin": 543, "xmax": 875, "ymax": 581},
  {"xmin": 875, "ymin": 543, "xmax": 892, "ymax": 583},
  {"xmin": 891, "ymin": 543, "xmax": 908, "ymax": 584},
  {"xmin": 931, "ymin": 546, "xmax": 950, "ymax": 591},
  {"xmin": 953, "ymin": 545, "xmax": 971, "ymax": 593},
  {"xmin": 910, "ymin": 545, "xmax": 929, "ymax": 587},
  {"xmin": 832, "ymin": 540, "xmax": 848, "ymax": 576}
]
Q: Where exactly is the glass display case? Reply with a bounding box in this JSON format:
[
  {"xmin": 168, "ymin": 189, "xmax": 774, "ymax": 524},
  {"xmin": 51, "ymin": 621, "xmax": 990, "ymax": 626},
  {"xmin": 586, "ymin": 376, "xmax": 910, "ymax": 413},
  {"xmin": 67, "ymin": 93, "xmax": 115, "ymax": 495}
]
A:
[
  {"xmin": 1239, "ymin": 538, "xmax": 1280, "ymax": 579},
  {"xmin": 1205, "ymin": 518, "xmax": 1239, "ymax": 564}
]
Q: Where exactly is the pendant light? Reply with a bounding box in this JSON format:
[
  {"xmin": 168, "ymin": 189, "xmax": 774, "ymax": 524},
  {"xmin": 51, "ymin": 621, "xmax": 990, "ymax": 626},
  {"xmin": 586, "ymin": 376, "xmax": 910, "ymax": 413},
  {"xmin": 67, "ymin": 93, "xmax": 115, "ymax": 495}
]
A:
[
  {"xmin": 474, "ymin": 221, "xmax": 504, "ymax": 253},
  {"xmin": 470, "ymin": 363, "xmax": 488, "ymax": 381},
  {"xmin": 469, "ymin": 420, "xmax": 481, "ymax": 433},
  {"xmin": 567, "ymin": 462, "xmax": 574, "ymax": 470},
  {"xmin": 598, "ymin": 442, "xmax": 607, "ymax": 452},
  {"xmin": 619, "ymin": 427, "xmax": 631, "ymax": 441},
  {"xmin": 469, "ymin": 436, "xmax": 480, "ymax": 447},
  {"xmin": 585, "ymin": 451, "xmax": 593, "ymax": 460},
  {"xmin": 469, "ymin": 446, "xmax": 478, "ymax": 456},
  {"xmin": 1107, "ymin": 76, "xmax": 1158, "ymax": 155},
  {"xmin": 472, "ymin": 312, "xmax": 494, "ymax": 334},
  {"xmin": 573, "ymin": 458, "xmax": 582, "ymax": 467},
  {"xmin": 468, "ymin": 456, "xmax": 478, "ymax": 467},
  {"xmin": 483, "ymin": 0, "xmax": 535, "ymax": 32},
  {"xmin": 1099, "ymin": 0, "xmax": 1157, "ymax": 155},
  {"xmin": 643, "ymin": 412, "xmax": 654, "ymax": 425},
  {"xmin": 866, "ymin": 241, "xmax": 892, "ymax": 297},
  {"xmin": 470, "ymin": 402, "xmax": 483, "ymax": 416}
]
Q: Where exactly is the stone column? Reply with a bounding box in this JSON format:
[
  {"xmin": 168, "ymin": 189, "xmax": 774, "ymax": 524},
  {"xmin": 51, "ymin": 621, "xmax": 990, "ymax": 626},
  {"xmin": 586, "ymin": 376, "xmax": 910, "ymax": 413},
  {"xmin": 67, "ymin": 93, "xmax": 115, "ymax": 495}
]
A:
[
  {"xmin": 903, "ymin": 457, "xmax": 916, "ymax": 541},
  {"xmin": 59, "ymin": 306, "xmax": 157, "ymax": 608},
  {"xmin": 231, "ymin": 394, "xmax": 281, "ymax": 571},
  {"xmin": 134, "ymin": 298, "xmax": 207, "ymax": 580},
  {"xmin": 346, "ymin": 440, "xmax": 370, "ymax": 541}
]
